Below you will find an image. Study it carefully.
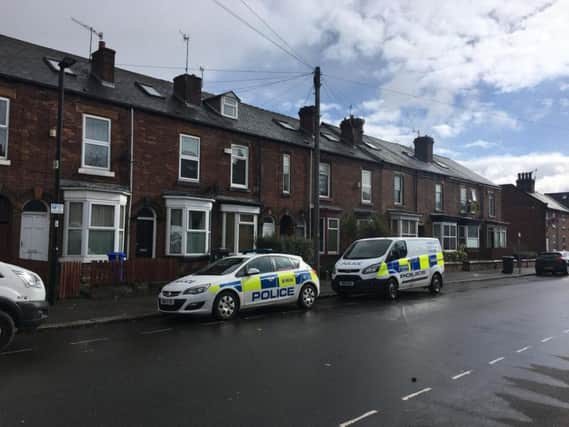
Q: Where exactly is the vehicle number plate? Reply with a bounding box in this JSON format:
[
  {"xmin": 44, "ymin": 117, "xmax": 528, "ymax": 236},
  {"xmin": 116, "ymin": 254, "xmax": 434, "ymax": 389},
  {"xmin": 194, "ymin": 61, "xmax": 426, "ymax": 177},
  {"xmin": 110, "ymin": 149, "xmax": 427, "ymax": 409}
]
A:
[
  {"xmin": 160, "ymin": 298, "xmax": 175, "ymax": 305},
  {"xmin": 339, "ymin": 281, "xmax": 354, "ymax": 287}
]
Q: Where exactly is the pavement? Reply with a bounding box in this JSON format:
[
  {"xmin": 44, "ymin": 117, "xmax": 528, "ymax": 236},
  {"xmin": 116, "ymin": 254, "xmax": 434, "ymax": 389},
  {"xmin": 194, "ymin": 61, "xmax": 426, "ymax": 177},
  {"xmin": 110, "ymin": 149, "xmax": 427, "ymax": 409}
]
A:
[
  {"xmin": 2, "ymin": 274, "xmax": 569, "ymax": 426},
  {"xmin": 38, "ymin": 267, "xmax": 535, "ymax": 330}
]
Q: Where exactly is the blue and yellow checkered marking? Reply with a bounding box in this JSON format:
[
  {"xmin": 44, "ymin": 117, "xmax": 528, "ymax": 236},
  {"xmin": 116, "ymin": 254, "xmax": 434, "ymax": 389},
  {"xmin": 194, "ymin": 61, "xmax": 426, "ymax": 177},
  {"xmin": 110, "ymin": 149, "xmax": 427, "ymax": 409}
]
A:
[{"xmin": 378, "ymin": 252, "xmax": 444, "ymax": 278}]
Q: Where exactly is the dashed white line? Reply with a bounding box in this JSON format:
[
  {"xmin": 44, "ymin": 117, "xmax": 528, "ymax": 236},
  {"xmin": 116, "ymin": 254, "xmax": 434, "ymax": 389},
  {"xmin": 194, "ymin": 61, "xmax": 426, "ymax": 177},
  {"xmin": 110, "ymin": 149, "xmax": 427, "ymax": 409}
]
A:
[
  {"xmin": 0, "ymin": 348, "xmax": 33, "ymax": 356},
  {"xmin": 69, "ymin": 337, "xmax": 109, "ymax": 345},
  {"xmin": 451, "ymin": 370, "xmax": 472, "ymax": 380},
  {"xmin": 516, "ymin": 346, "xmax": 531, "ymax": 353},
  {"xmin": 401, "ymin": 387, "xmax": 432, "ymax": 401},
  {"xmin": 489, "ymin": 357, "xmax": 505, "ymax": 365},
  {"xmin": 140, "ymin": 328, "xmax": 172, "ymax": 335},
  {"xmin": 339, "ymin": 410, "xmax": 379, "ymax": 427},
  {"xmin": 541, "ymin": 336, "xmax": 553, "ymax": 343}
]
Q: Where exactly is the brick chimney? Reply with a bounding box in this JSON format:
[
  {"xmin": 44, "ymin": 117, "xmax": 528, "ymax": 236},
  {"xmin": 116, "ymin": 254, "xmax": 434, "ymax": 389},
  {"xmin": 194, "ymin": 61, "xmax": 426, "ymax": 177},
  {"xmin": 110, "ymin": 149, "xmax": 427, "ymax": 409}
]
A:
[
  {"xmin": 516, "ymin": 171, "xmax": 536, "ymax": 193},
  {"xmin": 413, "ymin": 135, "xmax": 435, "ymax": 163},
  {"xmin": 91, "ymin": 41, "xmax": 115, "ymax": 86},
  {"xmin": 298, "ymin": 105, "xmax": 315, "ymax": 135},
  {"xmin": 340, "ymin": 115, "xmax": 365, "ymax": 146},
  {"xmin": 173, "ymin": 74, "xmax": 202, "ymax": 106}
]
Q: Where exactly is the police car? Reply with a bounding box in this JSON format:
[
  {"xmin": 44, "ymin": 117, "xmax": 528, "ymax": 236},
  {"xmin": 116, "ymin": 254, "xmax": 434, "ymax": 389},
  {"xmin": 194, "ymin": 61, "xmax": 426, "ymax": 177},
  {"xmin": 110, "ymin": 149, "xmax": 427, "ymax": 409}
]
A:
[
  {"xmin": 158, "ymin": 253, "xmax": 320, "ymax": 320},
  {"xmin": 332, "ymin": 237, "xmax": 444, "ymax": 299}
]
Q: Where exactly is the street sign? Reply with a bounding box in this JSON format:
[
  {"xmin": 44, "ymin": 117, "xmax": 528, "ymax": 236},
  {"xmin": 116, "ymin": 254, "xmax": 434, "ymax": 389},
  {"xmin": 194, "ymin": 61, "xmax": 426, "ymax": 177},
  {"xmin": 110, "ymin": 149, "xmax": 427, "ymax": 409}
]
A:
[{"xmin": 50, "ymin": 203, "xmax": 64, "ymax": 215}]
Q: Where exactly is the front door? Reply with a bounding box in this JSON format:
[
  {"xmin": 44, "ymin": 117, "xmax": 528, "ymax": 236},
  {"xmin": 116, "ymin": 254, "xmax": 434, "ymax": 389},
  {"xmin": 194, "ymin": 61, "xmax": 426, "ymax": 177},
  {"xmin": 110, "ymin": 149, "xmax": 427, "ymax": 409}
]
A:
[
  {"xmin": 136, "ymin": 218, "xmax": 154, "ymax": 258},
  {"xmin": 20, "ymin": 212, "xmax": 49, "ymax": 261}
]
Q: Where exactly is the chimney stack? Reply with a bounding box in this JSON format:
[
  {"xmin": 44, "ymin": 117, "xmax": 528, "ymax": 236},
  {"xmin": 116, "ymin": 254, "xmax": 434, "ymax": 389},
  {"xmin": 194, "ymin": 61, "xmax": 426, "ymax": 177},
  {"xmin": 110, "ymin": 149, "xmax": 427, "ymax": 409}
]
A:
[
  {"xmin": 173, "ymin": 74, "xmax": 202, "ymax": 106},
  {"xmin": 413, "ymin": 135, "xmax": 435, "ymax": 163},
  {"xmin": 516, "ymin": 171, "xmax": 536, "ymax": 193},
  {"xmin": 340, "ymin": 115, "xmax": 365, "ymax": 146},
  {"xmin": 91, "ymin": 40, "xmax": 115, "ymax": 86},
  {"xmin": 298, "ymin": 105, "xmax": 315, "ymax": 135}
]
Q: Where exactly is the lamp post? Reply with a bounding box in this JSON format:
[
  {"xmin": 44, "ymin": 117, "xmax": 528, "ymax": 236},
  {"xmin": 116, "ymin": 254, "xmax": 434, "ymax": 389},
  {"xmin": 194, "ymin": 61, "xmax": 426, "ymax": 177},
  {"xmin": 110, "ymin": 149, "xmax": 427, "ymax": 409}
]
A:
[{"xmin": 47, "ymin": 56, "xmax": 76, "ymax": 305}]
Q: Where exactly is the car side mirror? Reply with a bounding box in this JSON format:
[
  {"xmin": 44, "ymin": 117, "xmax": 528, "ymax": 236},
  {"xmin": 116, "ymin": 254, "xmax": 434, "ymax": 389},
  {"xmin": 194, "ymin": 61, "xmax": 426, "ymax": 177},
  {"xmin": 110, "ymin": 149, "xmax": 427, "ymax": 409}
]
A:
[{"xmin": 246, "ymin": 267, "xmax": 260, "ymax": 276}]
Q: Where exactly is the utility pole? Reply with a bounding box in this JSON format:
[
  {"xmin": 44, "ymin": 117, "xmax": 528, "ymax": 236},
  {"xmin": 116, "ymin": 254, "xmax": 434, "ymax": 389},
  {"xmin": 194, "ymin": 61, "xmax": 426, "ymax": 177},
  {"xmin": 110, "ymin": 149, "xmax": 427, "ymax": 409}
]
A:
[
  {"xmin": 47, "ymin": 56, "xmax": 76, "ymax": 305},
  {"xmin": 312, "ymin": 66, "xmax": 321, "ymax": 274}
]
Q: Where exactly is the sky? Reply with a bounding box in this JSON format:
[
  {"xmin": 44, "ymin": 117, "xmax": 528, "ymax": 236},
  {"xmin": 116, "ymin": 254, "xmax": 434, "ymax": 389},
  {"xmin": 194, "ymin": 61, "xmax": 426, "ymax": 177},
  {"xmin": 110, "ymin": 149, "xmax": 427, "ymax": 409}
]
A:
[{"xmin": 3, "ymin": 0, "xmax": 569, "ymax": 193}]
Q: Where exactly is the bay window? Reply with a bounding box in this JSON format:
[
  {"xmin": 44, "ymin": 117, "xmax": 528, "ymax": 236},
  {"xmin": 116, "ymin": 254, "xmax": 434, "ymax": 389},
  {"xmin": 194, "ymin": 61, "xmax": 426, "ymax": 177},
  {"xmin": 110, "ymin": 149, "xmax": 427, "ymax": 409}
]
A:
[
  {"xmin": 165, "ymin": 197, "xmax": 213, "ymax": 256},
  {"xmin": 433, "ymin": 222, "xmax": 457, "ymax": 251},
  {"xmin": 391, "ymin": 217, "xmax": 418, "ymax": 237},
  {"xmin": 487, "ymin": 226, "xmax": 507, "ymax": 248},
  {"xmin": 459, "ymin": 225, "xmax": 480, "ymax": 248},
  {"xmin": 231, "ymin": 145, "xmax": 248, "ymax": 188}
]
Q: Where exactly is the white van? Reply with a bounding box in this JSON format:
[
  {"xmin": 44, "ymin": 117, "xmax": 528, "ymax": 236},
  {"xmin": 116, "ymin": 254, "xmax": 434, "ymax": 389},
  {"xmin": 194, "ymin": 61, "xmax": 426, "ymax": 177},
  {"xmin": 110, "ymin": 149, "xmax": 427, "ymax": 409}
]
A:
[
  {"xmin": 331, "ymin": 237, "xmax": 444, "ymax": 299},
  {"xmin": 0, "ymin": 261, "xmax": 48, "ymax": 351}
]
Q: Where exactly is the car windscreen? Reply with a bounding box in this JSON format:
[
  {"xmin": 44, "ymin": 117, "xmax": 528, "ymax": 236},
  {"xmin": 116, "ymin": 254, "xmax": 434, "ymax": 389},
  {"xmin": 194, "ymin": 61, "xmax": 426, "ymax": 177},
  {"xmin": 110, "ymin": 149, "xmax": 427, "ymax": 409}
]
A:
[
  {"xmin": 194, "ymin": 257, "xmax": 247, "ymax": 275},
  {"xmin": 538, "ymin": 252, "xmax": 561, "ymax": 260},
  {"xmin": 343, "ymin": 239, "xmax": 393, "ymax": 260}
]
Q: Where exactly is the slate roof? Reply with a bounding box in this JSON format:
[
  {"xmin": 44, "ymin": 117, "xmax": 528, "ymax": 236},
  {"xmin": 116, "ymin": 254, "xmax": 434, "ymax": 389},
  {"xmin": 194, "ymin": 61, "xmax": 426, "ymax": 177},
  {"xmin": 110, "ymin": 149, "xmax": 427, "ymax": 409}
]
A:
[
  {"xmin": 527, "ymin": 192, "xmax": 569, "ymax": 213},
  {"xmin": 0, "ymin": 33, "xmax": 495, "ymax": 187}
]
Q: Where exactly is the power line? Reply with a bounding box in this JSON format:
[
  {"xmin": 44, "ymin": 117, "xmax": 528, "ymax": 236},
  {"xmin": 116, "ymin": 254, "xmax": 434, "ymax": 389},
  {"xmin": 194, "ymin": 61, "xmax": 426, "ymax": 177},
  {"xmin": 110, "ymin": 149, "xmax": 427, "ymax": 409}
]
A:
[
  {"xmin": 325, "ymin": 73, "xmax": 569, "ymax": 133},
  {"xmin": 208, "ymin": 73, "xmax": 311, "ymax": 94},
  {"xmin": 302, "ymin": 79, "xmax": 314, "ymax": 106},
  {"xmin": 205, "ymin": 75, "xmax": 306, "ymax": 84},
  {"xmin": 117, "ymin": 63, "xmax": 307, "ymax": 74},
  {"xmin": 238, "ymin": 0, "xmax": 311, "ymax": 69},
  {"xmin": 211, "ymin": 0, "xmax": 313, "ymax": 70}
]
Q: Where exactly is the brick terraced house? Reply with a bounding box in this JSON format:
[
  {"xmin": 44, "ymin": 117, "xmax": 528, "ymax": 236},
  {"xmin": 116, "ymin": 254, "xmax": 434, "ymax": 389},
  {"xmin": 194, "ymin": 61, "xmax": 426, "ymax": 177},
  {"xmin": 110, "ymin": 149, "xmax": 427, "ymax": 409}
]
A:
[
  {"xmin": 0, "ymin": 34, "xmax": 509, "ymax": 275},
  {"xmin": 501, "ymin": 173, "xmax": 569, "ymax": 253}
]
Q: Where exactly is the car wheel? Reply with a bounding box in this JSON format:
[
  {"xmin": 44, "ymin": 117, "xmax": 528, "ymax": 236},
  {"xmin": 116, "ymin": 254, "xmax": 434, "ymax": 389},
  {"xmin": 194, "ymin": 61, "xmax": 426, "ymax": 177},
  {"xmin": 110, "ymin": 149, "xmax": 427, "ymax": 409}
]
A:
[
  {"xmin": 212, "ymin": 291, "xmax": 239, "ymax": 321},
  {"xmin": 298, "ymin": 284, "xmax": 317, "ymax": 310},
  {"xmin": 0, "ymin": 310, "xmax": 16, "ymax": 352},
  {"xmin": 429, "ymin": 273, "xmax": 442, "ymax": 295},
  {"xmin": 385, "ymin": 278, "xmax": 398, "ymax": 300}
]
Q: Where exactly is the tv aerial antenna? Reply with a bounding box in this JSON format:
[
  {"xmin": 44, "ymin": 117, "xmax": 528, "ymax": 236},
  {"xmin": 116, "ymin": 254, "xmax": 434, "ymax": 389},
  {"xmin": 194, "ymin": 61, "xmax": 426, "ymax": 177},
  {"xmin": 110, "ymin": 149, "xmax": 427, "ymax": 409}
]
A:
[
  {"xmin": 179, "ymin": 30, "xmax": 190, "ymax": 74},
  {"xmin": 71, "ymin": 17, "xmax": 103, "ymax": 58}
]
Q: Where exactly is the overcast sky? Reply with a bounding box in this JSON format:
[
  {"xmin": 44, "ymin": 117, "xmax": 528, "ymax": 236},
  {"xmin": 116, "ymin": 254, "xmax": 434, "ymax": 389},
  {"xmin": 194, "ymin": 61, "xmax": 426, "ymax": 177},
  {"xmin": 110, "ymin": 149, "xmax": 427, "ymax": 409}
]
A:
[{"xmin": 3, "ymin": 0, "xmax": 569, "ymax": 192}]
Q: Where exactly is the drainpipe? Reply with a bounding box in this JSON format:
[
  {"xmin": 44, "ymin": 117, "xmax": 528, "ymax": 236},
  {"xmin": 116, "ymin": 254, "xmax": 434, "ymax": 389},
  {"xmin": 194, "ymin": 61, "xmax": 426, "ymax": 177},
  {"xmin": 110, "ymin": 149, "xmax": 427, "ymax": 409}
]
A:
[{"xmin": 126, "ymin": 107, "xmax": 134, "ymax": 258}]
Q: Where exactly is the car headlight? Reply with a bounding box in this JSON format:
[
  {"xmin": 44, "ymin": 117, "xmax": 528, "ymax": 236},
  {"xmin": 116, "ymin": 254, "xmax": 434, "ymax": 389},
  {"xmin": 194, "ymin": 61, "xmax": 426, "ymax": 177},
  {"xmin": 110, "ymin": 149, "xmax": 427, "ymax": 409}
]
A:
[
  {"xmin": 183, "ymin": 284, "xmax": 210, "ymax": 295},
  {"xmin": 11, "ymin": 268, "xmax": 43, "ymax": 288},
  {"xmin": 362, "ymin": 263, "xmax": 381, "ymax": 274}
]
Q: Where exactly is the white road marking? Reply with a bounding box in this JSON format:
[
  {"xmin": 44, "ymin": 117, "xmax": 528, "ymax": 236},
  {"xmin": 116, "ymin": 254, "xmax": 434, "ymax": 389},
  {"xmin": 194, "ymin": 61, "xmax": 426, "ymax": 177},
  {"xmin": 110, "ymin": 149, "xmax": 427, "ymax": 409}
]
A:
[
  {"xmin": 401, "ymin": 387, "xmax": 432, "ymax": 401},
  {"xmin": 339, "ymin": 410, "xmax": 379, "ymax": 427},
  {"xmin": 140, "ymin": 328, "xmax": 172, "ymax": 335},
  {"xmin": 69, "ymin": 337, "xmax": 109, "ymax": 345},
  {"xmin": 489, "ymin": 357, "xmax": 505, "ymax": 365},
  {"xmin": 0, "ymin": 348, "xmax": 33, "ymax": 356},
  {"xmin": 451, "ymin": 370, "xmax": 472, "ymax": 380},
  {"xmin": 516, "ymin": 346, "xmax": 531, "ymax": 353},
  {"xmin": 541, "ymin": 336, "xmax": 553, "ymax": 343}
]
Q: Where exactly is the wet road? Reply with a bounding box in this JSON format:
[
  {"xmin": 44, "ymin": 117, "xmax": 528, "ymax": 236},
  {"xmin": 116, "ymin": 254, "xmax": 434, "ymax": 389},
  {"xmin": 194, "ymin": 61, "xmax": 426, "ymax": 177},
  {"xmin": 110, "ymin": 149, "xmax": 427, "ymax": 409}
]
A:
[{"xmin": 1, "ymin": 275, "xmax": 569, "ymax": 426}]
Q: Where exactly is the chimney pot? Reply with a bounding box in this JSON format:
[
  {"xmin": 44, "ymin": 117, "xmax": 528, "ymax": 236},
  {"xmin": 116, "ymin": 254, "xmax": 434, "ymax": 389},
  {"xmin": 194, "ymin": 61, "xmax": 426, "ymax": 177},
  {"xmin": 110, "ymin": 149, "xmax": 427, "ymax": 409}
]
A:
[
  {"xmin": 99, "ymin": 40, "xmax": 106, "ymax": 49},
  {"xmin": 298, "ymin": 105, "xmax": 315, "ymax": 135},
  {"xmin": 516, "ymin": 171, "xmax": 535, "ymax": 193},
  {"xmin": 413, "ymin": 135, "xmax": 435, "ymax": 163},
  {"xmin": 340, "ymin": 115, "xmax": 365, "ymax": 146},
  {"xmin": 91, "ymin": 41, "xmax": 115, "ymax": 85},
  {"xmin": 173, "ymin": 73, "xmax": 202, "ymax": 106}
]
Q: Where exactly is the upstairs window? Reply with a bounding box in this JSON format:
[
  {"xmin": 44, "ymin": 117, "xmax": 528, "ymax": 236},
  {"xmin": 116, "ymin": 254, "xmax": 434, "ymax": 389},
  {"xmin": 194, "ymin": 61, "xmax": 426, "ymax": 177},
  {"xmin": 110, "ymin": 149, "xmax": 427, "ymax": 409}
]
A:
[
  {"xmin": 488, "ymin": 191, "xmax": 496, "ymax": 217},
  {"xmin": 82, "ymin": 114, "xmax": 111, "ymax": 170},
  {"xmin": 361, "ymin": 170, "xmax": 372, "ymax": 204},
  {"xmin": 460, "ymin": 187, "xmax": 467, "ymax": 212},
  {"xmin": 394, "ymin": 175, "xmax": 403, "ymax": 205},
  {"xmin": 435, "ymin": 183, "xmax": 443, "ymax": 211},
  {"xmin": 221, "ymin": 96, "xmax": 238, "ymax": 119},
  {"xmin": 179, "ymin": 134, "xmax": 200, "ymax": 181},
  {"xmin": 0, "ymin": 97, "xmax": 9, "ymax": 160},
  {"xmin": 231, "ymin": 145, "xmax": 248, "ymax": 188},
  {"xmin": 282, "ymin": 154, "xmax": 291, "ymax": 194},
  {"xmin": 319, "ymin": 163, "xmax": 330, "ymax": 198},
  {"xmin": 136, "ymin": 82, "xmax": 163, "ymax": 97}
]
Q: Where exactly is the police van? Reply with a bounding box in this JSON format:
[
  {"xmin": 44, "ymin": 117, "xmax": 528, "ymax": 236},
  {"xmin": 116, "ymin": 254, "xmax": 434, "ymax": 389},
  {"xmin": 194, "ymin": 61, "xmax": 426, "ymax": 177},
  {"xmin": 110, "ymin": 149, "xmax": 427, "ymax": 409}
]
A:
[
  {"xmin": 158, "ymin": 253, "xmax": 320, "ymax": 320},
  {"xmin": 331, "ymin": 237, "xmax": 444, "ymax": 299}
]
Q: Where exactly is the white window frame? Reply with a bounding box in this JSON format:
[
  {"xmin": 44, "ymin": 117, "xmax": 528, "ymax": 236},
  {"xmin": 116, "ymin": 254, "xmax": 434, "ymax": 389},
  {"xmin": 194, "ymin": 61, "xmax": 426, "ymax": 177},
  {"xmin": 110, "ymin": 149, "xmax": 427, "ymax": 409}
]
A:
[
  {"xmin": 220, "ymin": 204, "xmax": 260, "ymax": 254},
  {"xmin": 66, "ymin": 202, "xmax": 84, "ymax": 256},
  {"xmin": 433, "ymin": 221, "xmax": 457, "ymax": 251},
  {"xmin": 88, "ymin": 203, "xmax": 117, "ymax": 256},
  {"xmin": 460, "ymin": 187, "xmax": 467, "ymax": 212},
  {"xmin": 179, "ymin": 134, "xmax": 200, "ymax": 182},
  {"xmin": 391, "ymin": 217, "xmax": 418, "ymax": 237},
  {"xmin": 361, "ymin": 169, "xmax": 372, "ymax": 204},
  {"xmin": 165, "ymin": 196, "xmax": 214, "ymax": 257},
  {"xmin": 282, "ymin": 153, "xmax": 291, "ymax": 194},
  {"xmin": 487, "ymin": 226, "xmax": 507, "ymax": 248},
  {"xmin": 0, "ymin": 97, "xmax": 10, "ymax": 163},
  {"xmin": 319, "ymin": 162, "xmax": 330, "ymax": 198},
  {"xmin": 394, "ymin": 174, "xmax": 403, "ymax": 205},
  {"xmin": 262, "ymin": 216, "xmax": 276, "ymax": 237},
  {"xmin": 230, "ymin": 144, "xmax": 249, "ymax": 189},
  {"xmin": 62, "ymin": 190, "xmax": 127, "ymax": 262},
  {"xmin": 459, "ymin": 224, "xmax": 480, "ymax": 249},
  {"xmin": 488, "ymin": 191, "xmax": 496, "ymax": 217},
  {"xmin": 435, "ymin": 183, "xmax": 443, "ymax": 211},
  {"xmin": 327, "ymin": 218, "xmax": 340, "ymax": 255},
  {"xmin": 221, "ymin": 96, "xmax": 238, "ymax": 119},
  {"xmin": 81, "ymin": 114, "xmax": 112, "ymax": 172}
]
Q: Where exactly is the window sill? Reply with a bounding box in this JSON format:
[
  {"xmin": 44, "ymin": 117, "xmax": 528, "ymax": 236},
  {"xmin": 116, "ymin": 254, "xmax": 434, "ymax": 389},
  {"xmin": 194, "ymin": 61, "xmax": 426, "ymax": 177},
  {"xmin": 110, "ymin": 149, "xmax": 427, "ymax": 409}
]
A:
[
  {"xmin": 0, "ymin": 159, "xmax": 11, "ymax": 166},
  {"xmin": 178, "ymin": 178, "xmax": 200, "ymax": 185},
  {"xmin": 361, "ymin": 201, "xmax": 373, "ymax": 206},
  {"xmin": 281, "ymin": 192, "xmax": 291, "ymax": 198},
  {"xmin": 229, "ymin": 186, "xmax": 250, "ymax": 193},
  {"xmin": 78, "ymin": 168, "xmax": 116, "ymax": 178}
]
